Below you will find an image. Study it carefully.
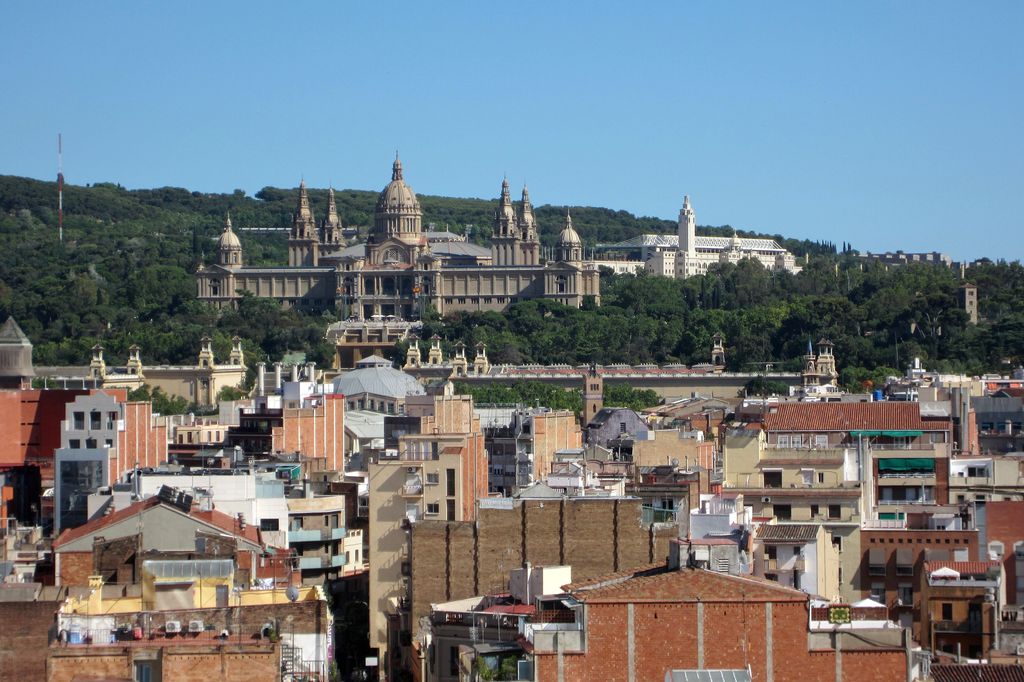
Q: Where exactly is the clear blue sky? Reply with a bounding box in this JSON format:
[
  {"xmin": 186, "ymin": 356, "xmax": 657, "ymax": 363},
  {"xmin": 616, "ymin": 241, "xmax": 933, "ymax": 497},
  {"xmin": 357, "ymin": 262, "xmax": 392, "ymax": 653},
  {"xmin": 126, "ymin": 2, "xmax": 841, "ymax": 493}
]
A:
[{"xmin": 2, "ymin": 2, "xmax": 1021, "ymax": 261}]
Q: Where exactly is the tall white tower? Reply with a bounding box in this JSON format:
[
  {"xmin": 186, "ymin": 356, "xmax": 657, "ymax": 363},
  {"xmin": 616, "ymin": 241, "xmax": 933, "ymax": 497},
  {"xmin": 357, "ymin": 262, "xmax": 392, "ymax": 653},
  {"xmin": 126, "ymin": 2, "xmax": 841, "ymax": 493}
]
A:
[{"xmin": 676, "ymin": 195, "xmax": 697, "ymax": 278}]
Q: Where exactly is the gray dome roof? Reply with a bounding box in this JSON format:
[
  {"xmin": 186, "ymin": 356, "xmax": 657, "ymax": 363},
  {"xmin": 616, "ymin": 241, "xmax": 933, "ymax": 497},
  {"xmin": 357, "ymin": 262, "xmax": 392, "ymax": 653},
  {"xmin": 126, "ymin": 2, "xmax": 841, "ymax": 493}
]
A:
[{"xmin": 332, "ymin": 356, "xmax": 425, "ymax": 400}]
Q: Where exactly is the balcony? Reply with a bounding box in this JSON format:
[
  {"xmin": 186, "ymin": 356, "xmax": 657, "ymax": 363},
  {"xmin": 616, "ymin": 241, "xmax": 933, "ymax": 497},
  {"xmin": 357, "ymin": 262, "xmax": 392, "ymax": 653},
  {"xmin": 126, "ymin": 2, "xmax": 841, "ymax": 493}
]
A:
[
  {"xmin": 288, "ymin": 527, "xmax": 346, "ymax": 544},
  {"xmin": 933, "ymin": 620, "xmax": 982, "ymax": 634},
  {"xmin": 401, "ymin": 478, "xmax": 423, "ymax": 496},
  {"xmin": 297, "ymin": 554, "xmax": 347, "ymax": 571},
  {"xmin": 764, "ymin": 557, "xmax": 805, "ymax": 572}
]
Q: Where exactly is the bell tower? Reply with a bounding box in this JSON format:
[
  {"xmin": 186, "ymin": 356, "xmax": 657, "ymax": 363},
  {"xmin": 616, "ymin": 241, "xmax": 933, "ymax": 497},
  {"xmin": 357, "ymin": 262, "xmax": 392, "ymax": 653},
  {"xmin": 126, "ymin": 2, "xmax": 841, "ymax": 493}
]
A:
[
  {"xmin": 582, "ymin": 363, "xmax": 603, "ymax": 426},
  {"xmin": 289, "ymin": 180, "xmax": 320, "ymax": 266}
]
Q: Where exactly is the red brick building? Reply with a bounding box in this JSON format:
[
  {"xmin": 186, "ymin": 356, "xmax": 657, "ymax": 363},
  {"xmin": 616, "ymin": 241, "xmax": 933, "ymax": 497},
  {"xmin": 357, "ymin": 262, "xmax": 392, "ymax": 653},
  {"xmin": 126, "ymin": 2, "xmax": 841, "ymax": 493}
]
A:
[
  {"xmin": 984, "ymin": 501, "xmax": 1024, "ymax": 606},
  {"xmin": 528, "ymin": 564, "xmax": 908, "ymax": 682}
]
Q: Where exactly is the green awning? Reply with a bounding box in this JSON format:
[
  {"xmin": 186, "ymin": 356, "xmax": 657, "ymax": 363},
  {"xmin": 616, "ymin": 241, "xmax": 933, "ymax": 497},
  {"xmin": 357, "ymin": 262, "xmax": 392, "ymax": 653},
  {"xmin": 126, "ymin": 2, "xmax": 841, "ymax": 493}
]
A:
[
  {"xmin": 878, "ymin": 457, "xmax": 935, "ymax": 472},
  {"xmin": 850, "ymin": 430, "xmax": 923, "ymax": 437}
]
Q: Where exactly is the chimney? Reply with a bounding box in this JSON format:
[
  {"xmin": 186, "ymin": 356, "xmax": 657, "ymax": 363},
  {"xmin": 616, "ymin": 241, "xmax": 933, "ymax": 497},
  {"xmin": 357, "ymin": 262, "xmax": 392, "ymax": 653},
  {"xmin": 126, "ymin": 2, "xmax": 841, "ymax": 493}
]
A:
[
  {"xmin": 291, "ymin": 364, "xmax": 299, "ymax": 383},
  {"xmin": 237, "ymin": 513, "xmax": 246, "ymax": 532},
  {"xmin": 257, "ymin": 362, "xmax": 266, "ymax": 397},
  {"xmin": 274, "ymin": 362, "xmax": 283, "ymax": 391},
  {"xmin": 305, "ymin": 362, "xmax": 316, "ymax": 381}
]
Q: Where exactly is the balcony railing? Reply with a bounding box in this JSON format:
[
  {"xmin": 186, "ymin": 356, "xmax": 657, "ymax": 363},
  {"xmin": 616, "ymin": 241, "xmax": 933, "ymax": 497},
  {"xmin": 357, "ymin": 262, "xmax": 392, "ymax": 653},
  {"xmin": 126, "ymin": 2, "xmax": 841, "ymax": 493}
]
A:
[
  {"xmin": 288, "ymin": 527, "xmax": 347, "ymax": 544},
  {"xmin": 933, "ymin": 620, "xmax": 982, "ymax": 634}
]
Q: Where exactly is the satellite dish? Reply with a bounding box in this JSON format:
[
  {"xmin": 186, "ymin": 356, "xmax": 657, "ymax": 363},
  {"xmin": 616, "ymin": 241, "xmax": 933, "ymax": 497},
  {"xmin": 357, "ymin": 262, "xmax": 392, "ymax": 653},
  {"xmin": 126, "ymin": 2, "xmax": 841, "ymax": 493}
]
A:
[
  {"xmin": 671, "ymin": 458, "xmax": 679, "ymax": 467},
  {"xmin": 286, "ymin": 585, "xmax": 299, "ymax": 602}
]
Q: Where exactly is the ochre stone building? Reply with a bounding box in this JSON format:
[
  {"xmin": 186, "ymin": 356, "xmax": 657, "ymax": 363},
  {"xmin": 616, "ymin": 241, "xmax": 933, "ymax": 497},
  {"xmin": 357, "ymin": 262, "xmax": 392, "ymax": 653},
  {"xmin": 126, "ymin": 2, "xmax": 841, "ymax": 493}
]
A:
[{"xmin": 196, "ymin": 157, "xmax": 601, "ymax": 316}]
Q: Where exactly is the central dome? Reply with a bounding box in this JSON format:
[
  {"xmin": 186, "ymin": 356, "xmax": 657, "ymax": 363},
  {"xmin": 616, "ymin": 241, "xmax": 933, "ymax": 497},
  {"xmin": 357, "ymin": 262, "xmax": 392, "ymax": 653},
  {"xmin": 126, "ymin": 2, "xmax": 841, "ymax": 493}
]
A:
[
  {"xmin": 376, "ymin": 156, "xmax": 421, "ymax": 214},
  {"xmin": 373, "ymin": 156, "xmax": 422, "ymax": 242}
]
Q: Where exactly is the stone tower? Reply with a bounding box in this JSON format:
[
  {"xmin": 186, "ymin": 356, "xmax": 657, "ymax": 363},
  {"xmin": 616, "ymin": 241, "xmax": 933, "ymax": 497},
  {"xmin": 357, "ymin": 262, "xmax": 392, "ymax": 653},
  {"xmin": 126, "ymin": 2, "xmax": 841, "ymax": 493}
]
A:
[
  {"xmin": 676, "ymin": 195, "xmax": 696, "ymax": 278},
  {"xmin": 217, "ymin": 213, "xmax": 243, "ymax": 268},
  {"xmin": 228, "ymin": 336, "xmax": 245, "ymax": 366},
  {"xmin": 126, "ymin": 344, "xmax": 144, "ymax": 377},
  {"xmin": 582, "ymin": 363, "xmax": 603, "ymax": 426},
  {"xmin": 89, "ymin": 344, "xmax": 107, "ymax": 381},
  {"xmin": 289, "ymin": 180, "xmax": 320, "ymax": 266},
  {"xmin": 815, "ymin": 339, "xmax": 838, "ymax": 386},
  {"xmin": 491, "ymin": 178, "xmax": 521, "ymax": 266},
  {"xmin": 198, "ymin": 336, "xmax": 216, "ymax": 369},
  {"xmin": 320, "ymin": 187, "xmax": 343, "ymax": 247},
  {"xmin": 518, "ymin": 186, "xmax": 540, "ymax": 266},
  {"xmin": 711, "ymin": 333, "xmax": 726, "ymax": 370},
  {"xmin": 557, "ymin": 210, "xmax": 583, "ymax": 264},
  {"xmin": 959, "ymin": 283, "xmax": 978, "ymax": 325}
]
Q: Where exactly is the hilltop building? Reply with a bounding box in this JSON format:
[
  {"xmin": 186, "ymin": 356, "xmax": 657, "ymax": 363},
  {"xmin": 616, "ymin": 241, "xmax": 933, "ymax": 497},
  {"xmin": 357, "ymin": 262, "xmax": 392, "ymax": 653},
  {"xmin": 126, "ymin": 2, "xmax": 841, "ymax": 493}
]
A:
[
  {"xmin": 601, "ymin": 196, "xmax": 802, "ymax": 278},
  {"xmin": 196, "ymin": 158, "xmax": 601, "ymax": 316}
]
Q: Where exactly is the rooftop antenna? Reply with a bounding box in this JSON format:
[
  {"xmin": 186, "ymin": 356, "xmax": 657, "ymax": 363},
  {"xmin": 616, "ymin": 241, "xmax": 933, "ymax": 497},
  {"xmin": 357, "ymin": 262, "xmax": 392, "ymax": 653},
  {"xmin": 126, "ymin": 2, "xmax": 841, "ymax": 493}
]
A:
[{"xmin": 57, "ymin": 133, "xmax": 64, "ymax": 243}]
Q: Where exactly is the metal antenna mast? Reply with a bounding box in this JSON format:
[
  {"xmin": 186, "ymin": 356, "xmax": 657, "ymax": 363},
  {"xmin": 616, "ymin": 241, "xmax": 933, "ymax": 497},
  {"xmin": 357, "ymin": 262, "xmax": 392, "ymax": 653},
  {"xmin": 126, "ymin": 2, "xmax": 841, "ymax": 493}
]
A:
[{"xmin": 57, "ymin": 133, "xmax": 64, "ymax": 243}]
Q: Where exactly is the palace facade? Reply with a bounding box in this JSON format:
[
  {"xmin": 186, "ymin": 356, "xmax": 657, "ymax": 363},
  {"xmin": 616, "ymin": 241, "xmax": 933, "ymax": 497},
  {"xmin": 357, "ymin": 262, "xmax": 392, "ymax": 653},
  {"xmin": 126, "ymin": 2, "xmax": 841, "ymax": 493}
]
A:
[{"xmin": 195, "ymin": 157, "xmax": 601, "ymax": 318}]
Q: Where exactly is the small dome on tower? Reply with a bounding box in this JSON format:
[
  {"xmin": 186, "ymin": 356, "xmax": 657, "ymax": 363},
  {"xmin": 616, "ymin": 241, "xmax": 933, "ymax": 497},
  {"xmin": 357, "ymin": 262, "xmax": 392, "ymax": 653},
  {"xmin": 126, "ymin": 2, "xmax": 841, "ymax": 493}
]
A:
[
  {"xmin": 218, "ymin": 214, "xmax": 242, "ymax": 250},
  {"xmin": 557, "ymin": 210, "xmax": 582, "ymax": 246}
]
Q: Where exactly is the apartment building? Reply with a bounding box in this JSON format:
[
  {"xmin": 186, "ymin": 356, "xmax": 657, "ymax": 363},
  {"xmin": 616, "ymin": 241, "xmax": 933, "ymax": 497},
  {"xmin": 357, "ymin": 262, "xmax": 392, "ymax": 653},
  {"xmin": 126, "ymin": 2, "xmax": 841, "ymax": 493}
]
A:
[{"xmin": 367, "ymin": 392, "xmax": 488, "ymax": 676}]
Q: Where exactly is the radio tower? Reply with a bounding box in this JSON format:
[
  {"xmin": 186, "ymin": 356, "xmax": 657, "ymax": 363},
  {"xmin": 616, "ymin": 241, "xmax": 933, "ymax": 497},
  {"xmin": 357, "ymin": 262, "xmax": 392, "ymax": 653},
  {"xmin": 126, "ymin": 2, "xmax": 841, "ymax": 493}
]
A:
[{"xmin": 57, "ymin": 133, "xmax": 64, "ymax": 243}]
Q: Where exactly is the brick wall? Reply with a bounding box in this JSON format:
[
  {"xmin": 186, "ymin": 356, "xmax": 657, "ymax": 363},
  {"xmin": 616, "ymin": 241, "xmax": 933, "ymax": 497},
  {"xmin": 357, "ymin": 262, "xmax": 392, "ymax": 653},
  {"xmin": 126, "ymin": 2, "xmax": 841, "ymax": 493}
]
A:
[
  {"xmin": 46, "ymin": 643, "xmax": 278, "ymax": 682},
  {"xmin": 985, "ymin": 501, "xmax": 1024, "ymax": 605},
  {"xmin": 536, "ymin": 598, "xmax": 905, "ymax": 682},
  {"xmin": 0, "ymin": 600, "xmax": 58, "ymax": 680},
  {"xmin": 410, "ymin": 498, "xmax": 678, "ymax": 627},
  {"xmin": 58, "ymin": 551, "xmax": 94, "ymax": 586}
]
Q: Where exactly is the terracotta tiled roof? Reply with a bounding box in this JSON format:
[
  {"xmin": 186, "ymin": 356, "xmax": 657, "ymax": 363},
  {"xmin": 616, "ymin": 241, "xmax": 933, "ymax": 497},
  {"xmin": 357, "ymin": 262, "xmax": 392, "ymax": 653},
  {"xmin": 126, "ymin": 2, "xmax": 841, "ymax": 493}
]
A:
[
  {"xmin": 757, "ymin": 524, "xmax": 819, "ymax": 543},
  {"xmin": 763, "ymin": 402, "xmax": 949, "ymax": 432},
  {"xmin": 566, "ymin": 565, "xmax": 806, "ymax": 604},
  {"xmin": 54, "ymin": 498, "xmax": 261, "ymax": 549},
  {"xmin": 925, "ymin": 560, "xmax": 1002, "ymax": 577},
  {"xmin": 931, "ymin": 665, "xmax": 1024, "ymax": 682}
]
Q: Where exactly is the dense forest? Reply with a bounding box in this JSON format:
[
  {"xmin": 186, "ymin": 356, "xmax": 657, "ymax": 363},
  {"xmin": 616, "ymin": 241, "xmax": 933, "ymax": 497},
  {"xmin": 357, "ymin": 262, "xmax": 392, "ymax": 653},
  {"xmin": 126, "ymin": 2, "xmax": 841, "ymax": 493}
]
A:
[{"xmin": 2, "ymin": 174, "xmax": 1023, "ymax": 395}]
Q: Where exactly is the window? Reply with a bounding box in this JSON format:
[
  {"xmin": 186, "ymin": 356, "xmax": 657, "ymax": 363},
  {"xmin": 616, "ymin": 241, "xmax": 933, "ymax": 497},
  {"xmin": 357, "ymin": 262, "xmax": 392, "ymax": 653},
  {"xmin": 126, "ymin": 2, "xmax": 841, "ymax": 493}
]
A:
[
  {"xmin": 73, "ymin": 411, "xmax": 85, "ymax": 430},
  {"xmin": 69, "ymin": 439, "xmax": 80, "ymax": 449},
  {"xmin": 773, "ymin": 504, "xmax": 791, "ymax": 521},
  {"xmin": 446, "ymin": 469, "xmax": 456, "ymax": 497},
  {"xmin": 832, "ymin": 535, "xmax": 843, "ymax": 553},
  {"xmin": 85, "ymin": 438, "xmax": 97, "ymax": 449},
  {"xmin": 828, "ymin": 504, "xmax": 841, "ymax": 520},
  {"xmin": 941, "ymin": 603, "xmax": 953, "ymax": 620},
  {"xmin": 426, "ymin": 472, "xmax": 439, "ymax": 485},
  {"xmin": 619, "ymin": 422, "xmax": 627, "ymax": 434},
  {"xmin": 260, "ymin": 518, "xmax": 280, "ymax": 531},
  {"xmin": 989, "ymin": 541, "xmax": 1005, "ymax": 560},
  {"xmin": 763, "ymin": 471, "xmax": 782, "ymax": 489},
  {"xmin": 777, "ymin": 435, "xmax": 790, "ymax": 448},
  {"xmin": 90, "ymin": 411, "xmax": 101, "ymax": 429},
  {"xmin": 818, "ymin": 472, "xmax": 826, "ymax": 484},
  {"xmin": 814, "ymin": 435, "xmax": 828, "ymax": 448},
  {"xmin": 446, "ymin": 499, "xmax": 456, "ymax": 520},
  {"xmin": 869, "ymin": 549, "xmax": 886, "ymax": 576},
  {"xmin": 898, "ymin": 584, "xmax": 913, "ymax": 606},
  {"xmin": 810, "ymin": 504, "xmax": 820, "ymax": 517},
  {"xmin": 426, "ymin": 503, "xmax": 440, "ymax": 516},
  {"xmin": 870, "ymin": 583, "xmax": 885, "ymax": 603}
]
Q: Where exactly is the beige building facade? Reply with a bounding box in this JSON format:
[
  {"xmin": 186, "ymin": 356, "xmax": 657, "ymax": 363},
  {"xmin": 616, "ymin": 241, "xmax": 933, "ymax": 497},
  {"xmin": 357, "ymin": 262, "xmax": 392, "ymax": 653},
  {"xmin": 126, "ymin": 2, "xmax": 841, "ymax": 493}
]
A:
[
  {"xmin": 196, "ymin": 159, "xmax": 602, "ymax": 317},
  {"xmin": 367, "ymin": 393, "xmax": 488, "ymax": 671},
  {"xmin": 85, "ymin": 337, "xmax": 247, "ymax": 407}
]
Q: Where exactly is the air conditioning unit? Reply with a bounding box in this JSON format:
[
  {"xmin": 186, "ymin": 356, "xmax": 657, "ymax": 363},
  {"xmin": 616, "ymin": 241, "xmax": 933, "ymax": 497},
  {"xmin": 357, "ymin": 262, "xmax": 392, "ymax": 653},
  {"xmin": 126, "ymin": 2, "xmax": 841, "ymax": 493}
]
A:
[
  {"xmin": 407, "ymin": 467, "xmax": 418, "ymax": 473},
  {"xmin": 188, "ymin": 620, "xmax": 204, "ymax": 633},
  {"xmin": 1015, "ymin": 643, "xmax": 1024, "ymax": 656},
  {"xmin": 164, "ymin": 621, "xmax": 181, "ymax": 633},
  {"xmin": 762, "ymin": 496, "xmax": 772, "ymax": 504}
]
